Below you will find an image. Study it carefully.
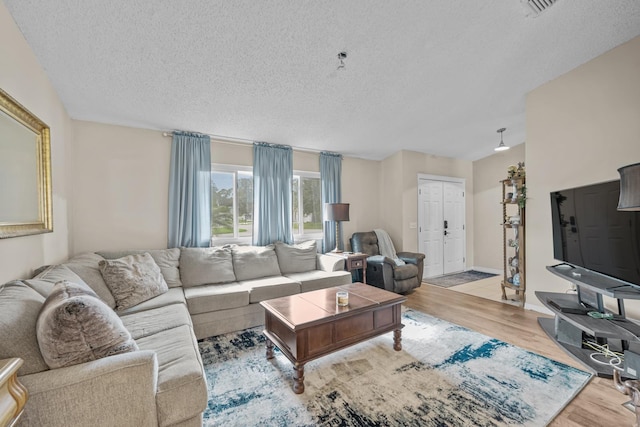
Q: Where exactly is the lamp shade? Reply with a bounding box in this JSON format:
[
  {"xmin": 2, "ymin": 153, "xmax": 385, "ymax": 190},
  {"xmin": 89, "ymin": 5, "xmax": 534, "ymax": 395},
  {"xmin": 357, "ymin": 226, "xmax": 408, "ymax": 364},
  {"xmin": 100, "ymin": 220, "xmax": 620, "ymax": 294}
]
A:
[
  {"xmin": 618, "ymin": 162, "xmax": 640, "ymax": 211},
  {"xmin": 324, "ymin": 203, "xmax": 350, "ymax": 222}
]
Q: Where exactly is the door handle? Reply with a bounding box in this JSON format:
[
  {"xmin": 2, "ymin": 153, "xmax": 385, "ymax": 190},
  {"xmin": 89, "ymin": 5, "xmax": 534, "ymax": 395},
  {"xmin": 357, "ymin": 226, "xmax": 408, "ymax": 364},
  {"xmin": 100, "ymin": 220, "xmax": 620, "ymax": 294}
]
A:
[
  {"xmin": 444, "ymin": 220, "xmax": 448, "ymax": 229},
  {"xmin": 444, "ymin": 230, "xmax": 448, "ymax": 236}
]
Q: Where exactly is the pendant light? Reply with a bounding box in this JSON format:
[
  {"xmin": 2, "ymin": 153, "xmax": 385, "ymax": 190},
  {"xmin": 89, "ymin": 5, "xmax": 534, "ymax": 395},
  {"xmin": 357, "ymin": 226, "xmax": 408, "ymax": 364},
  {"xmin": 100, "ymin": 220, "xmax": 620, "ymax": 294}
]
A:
[{"xmin": 495, "ymin": 127, "xmax": 510, "ymax": 151}]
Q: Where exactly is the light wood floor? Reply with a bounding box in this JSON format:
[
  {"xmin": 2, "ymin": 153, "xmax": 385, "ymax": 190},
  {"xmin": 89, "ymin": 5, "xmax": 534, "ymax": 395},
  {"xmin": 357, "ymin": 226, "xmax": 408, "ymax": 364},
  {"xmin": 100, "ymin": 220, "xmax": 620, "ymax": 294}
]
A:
[{"xmin": 405, "ymin": 284, "xmax": 635, "ymax": 426}]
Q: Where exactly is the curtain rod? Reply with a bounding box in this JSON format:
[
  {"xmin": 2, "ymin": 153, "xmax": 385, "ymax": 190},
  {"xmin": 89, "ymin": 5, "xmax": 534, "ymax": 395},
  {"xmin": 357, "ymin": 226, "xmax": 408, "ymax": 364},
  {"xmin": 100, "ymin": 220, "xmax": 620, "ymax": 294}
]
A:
[{"xmin": 162, "ymin": 131, "xmax": 324, "ymax": 154}]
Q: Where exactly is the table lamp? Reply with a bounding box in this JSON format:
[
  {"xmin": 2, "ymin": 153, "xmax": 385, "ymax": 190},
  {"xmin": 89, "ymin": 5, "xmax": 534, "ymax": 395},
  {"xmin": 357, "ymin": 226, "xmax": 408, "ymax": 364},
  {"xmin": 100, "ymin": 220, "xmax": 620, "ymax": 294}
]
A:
[
  {"xmin": 618, "ymin": 163, "xmax": 640, "ymax": 211},
  {"xmin": 324, "ymin": 203, "xmax": 350, "ymax": 252}
]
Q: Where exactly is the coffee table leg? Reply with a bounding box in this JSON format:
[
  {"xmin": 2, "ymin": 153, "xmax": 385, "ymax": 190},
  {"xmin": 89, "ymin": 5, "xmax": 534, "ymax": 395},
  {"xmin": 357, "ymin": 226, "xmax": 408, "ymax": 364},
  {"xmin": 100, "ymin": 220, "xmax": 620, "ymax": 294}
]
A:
[
  {"xmin": 393, "ymin": 329, "xmax": 402, "ymax": 351},
  {"xmin": 265, "ymin": 338, "xmax": 274, "ymax": 359},
  {"xmin": 293, "ymin": 364, "xmax": 305, "ymax": 394}
]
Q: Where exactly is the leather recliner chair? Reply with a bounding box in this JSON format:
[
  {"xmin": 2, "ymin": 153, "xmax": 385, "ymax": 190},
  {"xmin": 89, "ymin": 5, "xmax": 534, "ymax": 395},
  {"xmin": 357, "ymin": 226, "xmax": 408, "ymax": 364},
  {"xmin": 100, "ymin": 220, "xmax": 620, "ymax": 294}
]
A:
[{"xmin": 350, "ymin": 231, "xmax": 425, "ymax": 294}]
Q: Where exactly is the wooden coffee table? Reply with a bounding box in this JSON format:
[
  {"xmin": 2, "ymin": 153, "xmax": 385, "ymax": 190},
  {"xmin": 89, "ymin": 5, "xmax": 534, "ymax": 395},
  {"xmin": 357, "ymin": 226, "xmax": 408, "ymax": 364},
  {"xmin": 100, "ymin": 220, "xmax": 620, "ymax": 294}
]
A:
[{"xmin": 259, "ymin": 282, "xmax": 406, "ymax": 394}]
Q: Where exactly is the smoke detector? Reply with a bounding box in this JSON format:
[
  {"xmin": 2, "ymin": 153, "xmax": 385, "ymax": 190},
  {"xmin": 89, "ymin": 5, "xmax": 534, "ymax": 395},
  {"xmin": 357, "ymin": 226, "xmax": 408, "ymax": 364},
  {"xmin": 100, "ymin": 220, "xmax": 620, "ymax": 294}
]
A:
[{"xmin": 521, "ymin": 0, "xmax": 559, "ymax": 17}]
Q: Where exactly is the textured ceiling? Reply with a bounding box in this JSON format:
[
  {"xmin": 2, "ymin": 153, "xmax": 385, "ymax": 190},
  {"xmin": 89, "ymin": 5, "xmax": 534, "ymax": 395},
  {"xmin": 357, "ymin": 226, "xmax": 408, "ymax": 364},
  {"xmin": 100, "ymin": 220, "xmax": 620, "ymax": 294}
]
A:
[{"xmin": 4, "ymin": 1, "xmax": 640, "ymax": 160}]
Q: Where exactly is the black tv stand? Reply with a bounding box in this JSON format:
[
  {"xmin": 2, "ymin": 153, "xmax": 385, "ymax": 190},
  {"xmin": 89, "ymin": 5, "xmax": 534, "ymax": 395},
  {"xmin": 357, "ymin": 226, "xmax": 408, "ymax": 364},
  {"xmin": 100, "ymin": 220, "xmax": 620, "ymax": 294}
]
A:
[{"xmin": 536, "ymin": 264, "xmax": 640, "ymax": 378}]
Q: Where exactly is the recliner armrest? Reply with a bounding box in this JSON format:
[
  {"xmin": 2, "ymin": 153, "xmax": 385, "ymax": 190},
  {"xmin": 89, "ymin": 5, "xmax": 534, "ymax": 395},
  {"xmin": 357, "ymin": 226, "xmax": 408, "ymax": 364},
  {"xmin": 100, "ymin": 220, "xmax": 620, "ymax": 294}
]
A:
[
  {"xmin": 397, "ymin": 252, "xmax": 425, "ymax": 265},
  {"xmin": 367, "ymin": 255, "xmax": 397, "ymax": 267}
]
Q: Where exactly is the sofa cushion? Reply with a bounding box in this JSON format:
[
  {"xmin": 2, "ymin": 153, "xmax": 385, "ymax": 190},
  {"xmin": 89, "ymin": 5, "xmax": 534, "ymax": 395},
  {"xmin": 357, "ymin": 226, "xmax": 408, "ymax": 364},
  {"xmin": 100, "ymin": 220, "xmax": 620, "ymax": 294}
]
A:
[
  {"xmin": 99, "ymin": 253, "xmax": 169, "ymax": 311},
  {"xmin": 275, "ymin": 240, "xmax": 318, "ymax": 274},
  {"xmin": 36, "ymin": 280, "xmax": 138, "ymax": 369},
  {"xmin": 183, "ymin": 283, "xmax": 249, "ymax": 315},
  {"xmin": 63, "ymin": 252, "xmax": 117, "ymax": 308},
  {"xmin": 33, "ymin": 264, "xmax": 92, "ymax": 296},
  {"xmin": 238, "ymin": 276, "xmax": 301, "ymax": 303},
  {"xmin": 121, "ymin": 303, "xmax": 193, "ymax": 340},
  {"xmin": 179, "ymin": 246, "xmax": 235, "ymax": 287},
  {"xmin": 136, "ymin": 325, "xmax": 207, "ymax": 427},
  {"xmin": 232, "ymin": 245, "xmax": 281, "ymax": 281},
  {"xmin": 97, "ymin": 249, "xmax": 182, "ymax": 288},
  {"xmin": 117, "ymin": 287, "xmax": 186, "ymax": 315},
  {"xmin": 286, "ymin": 270, "xmax": 353, "ymax": 293},
  {"xmin": 0, "ymin": 280, "xmax": 49, "ymax": 375}
]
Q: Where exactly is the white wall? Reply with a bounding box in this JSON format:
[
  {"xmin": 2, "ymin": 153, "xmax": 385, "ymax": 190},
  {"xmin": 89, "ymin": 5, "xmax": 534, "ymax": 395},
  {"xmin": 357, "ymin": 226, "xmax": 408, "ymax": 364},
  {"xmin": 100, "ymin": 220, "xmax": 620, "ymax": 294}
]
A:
[
  {"xmin": 473, "ymin": 143, "xmax": 525, "ymax": 271},
  {"xmin": 0, "ymin": 3, "xmax": 72, "ymax": 283},
  {"xmin": 70, "ymin": 122, "xmax": 382, "ymax": 255},
  {"xmin": 526, "ymin": 35, "xmax": 640, "ymax": 314},
  {"xmin": 71, "ymin": 121, "xmax": 171, "ymax": 253},
  {"xmin": 378, "ymin": 150, "xmax": 474, "ymax": 265}
]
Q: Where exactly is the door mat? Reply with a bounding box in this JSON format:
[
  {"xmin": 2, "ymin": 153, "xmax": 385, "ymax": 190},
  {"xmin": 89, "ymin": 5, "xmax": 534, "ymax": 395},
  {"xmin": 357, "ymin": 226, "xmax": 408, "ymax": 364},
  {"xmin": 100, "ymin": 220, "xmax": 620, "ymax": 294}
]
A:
[{"xmin": 424, "ymin": 270, "xmax": 498, "ymax": 288}]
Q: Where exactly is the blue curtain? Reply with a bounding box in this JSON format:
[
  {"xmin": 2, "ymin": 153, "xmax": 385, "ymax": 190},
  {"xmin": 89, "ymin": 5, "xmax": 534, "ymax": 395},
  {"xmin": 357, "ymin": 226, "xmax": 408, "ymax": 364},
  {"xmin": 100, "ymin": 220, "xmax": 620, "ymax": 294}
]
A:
[
  {"xmin": 253, "ymin": 142, "xmax": 293, "ymax": 245},
  {"xmin": 320, "ymin": 151, "xmax": 343, "ymax": 252},
  {"xmin": 168, "ymin": 131, "xmax": 211, "ymax": 248}
]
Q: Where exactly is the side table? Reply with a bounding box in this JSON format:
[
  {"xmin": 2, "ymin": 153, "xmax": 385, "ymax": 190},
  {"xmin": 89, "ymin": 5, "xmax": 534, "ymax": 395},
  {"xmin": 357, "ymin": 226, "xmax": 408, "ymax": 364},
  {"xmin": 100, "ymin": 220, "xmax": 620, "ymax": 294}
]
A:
[
  {"xmin": 0, "ymin": 358, "xmax": 28, "ymax": 427},
  {"xmin": 327, "ymin": 252, "xmax": 368, "ymax": 284}
]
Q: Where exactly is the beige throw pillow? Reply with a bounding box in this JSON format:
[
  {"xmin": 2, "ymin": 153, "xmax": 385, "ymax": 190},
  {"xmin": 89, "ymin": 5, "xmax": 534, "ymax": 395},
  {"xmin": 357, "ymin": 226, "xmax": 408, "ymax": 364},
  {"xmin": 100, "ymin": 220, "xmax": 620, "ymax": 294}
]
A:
[
  {"xmin": 36, "ymin": 280, "xmax": 138, "ymax": 369},
  {"xmin": 99, "ymin": 253, "xmax": 169, "ymax": 311},
  {"xmin": 275, "ymin": 240, "xmax": 318, "ymax": 274}
]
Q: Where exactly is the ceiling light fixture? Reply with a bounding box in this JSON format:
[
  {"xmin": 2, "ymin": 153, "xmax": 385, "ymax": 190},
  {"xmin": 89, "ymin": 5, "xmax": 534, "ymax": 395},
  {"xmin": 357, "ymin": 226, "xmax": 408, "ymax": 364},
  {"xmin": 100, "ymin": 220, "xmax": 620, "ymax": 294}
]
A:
[
  {"xmin": 494, "ymin": 127, "xmax": 510, "ymax": 152},
  {"xmin": 337, "ymin": 51, "xmax": 347, "ymax": 70}
]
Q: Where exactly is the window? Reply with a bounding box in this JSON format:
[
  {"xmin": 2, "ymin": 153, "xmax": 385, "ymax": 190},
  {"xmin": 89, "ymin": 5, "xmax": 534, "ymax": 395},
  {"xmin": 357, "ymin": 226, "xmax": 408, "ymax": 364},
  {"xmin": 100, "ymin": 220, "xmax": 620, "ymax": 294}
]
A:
[
  {"xmin": 211, "ymin": 165, "xmax": 322, "ymax": 243},
  {"xmin": 211, "ymin": 165, "xmax": 253, "ymax": 241},
  {"xmin": 292, "ymin": 172, "xmax": 322, "ymax": 237}
]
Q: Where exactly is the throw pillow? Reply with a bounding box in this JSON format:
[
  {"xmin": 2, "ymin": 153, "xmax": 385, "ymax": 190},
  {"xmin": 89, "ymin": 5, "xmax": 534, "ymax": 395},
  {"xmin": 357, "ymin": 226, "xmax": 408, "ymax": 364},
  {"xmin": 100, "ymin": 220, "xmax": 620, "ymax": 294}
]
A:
[
  {"xmin": 98, "ymin": 253, "xmax": 169, "ymax": 311},
  {"xmin": 274, "ymin": 240, "xmax": 318, "ymax": 274},
  {"xmin": 96, "ymin": 248, "xmax": 182, "ymax": 288},
  {"xmin": 232, "ymin": 245, "xmax": 281, "ymax": 281},
  {"xmin": 179, "ymin": 246, "xmax": 236, "ymax": 287},
  {"xmin": 36, "ymin": 280, "xmax": 138, "ymax": 369}
]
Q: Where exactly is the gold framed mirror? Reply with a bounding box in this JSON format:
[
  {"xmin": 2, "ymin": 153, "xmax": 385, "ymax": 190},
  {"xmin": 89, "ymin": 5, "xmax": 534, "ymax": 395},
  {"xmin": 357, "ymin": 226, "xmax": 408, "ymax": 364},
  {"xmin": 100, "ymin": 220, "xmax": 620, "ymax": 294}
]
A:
[{"xmin": 0, "ymin": 88, "xmax": 52, "ymax": 238}]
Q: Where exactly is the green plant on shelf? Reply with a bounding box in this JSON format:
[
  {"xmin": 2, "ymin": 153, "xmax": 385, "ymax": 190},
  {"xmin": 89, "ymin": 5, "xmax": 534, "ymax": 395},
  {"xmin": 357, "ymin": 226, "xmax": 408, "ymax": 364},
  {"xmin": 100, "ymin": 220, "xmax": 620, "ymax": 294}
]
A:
[{"xmin": 518, "ymin": 185, "xmax": 527, "ymax": 209}]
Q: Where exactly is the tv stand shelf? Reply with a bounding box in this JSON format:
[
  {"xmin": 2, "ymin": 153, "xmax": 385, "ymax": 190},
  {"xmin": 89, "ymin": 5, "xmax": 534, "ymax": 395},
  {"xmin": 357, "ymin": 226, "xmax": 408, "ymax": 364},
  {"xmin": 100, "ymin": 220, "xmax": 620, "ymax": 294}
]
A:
[
  {"xmin": 546, "ymin": 264, "xmax": 640, "ymax": 300},
  {"xmin": 537, "ymin": 264, "xmax": 640, "ymax": 378}
]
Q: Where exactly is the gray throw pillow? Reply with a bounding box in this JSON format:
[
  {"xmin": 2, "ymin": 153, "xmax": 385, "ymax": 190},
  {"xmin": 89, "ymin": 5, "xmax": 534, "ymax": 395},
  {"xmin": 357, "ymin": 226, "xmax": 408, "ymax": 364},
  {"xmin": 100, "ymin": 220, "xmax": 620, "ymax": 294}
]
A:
[
  {"xmin": 97, "ymin": 248, "xmax": 182, "ymax": 288},
  {"xmin": 99, "ymin": 253, "xmax": 169, "ymax": 311},
  {"xmin": 232, "ymin": 245, "xmax": 281, "ymax": 281},
  {"xmin": 275, "ymin": 240, "xmax": 318, "ymax": 274},
  {"xmin": 179, "ymin": 246, "xmax": 236, "ymax": 287},
  {"xmin": 36, "ymin": 280, "xmax": 138, "ymax": 369}
]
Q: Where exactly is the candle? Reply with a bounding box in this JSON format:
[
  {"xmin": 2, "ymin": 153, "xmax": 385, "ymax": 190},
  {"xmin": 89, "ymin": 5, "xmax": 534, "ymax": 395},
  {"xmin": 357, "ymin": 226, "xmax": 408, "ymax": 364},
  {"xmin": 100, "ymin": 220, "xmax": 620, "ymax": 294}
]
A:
[{"xmin": 336, "ymin": 291, "xmax": 349, "ymax": 307}]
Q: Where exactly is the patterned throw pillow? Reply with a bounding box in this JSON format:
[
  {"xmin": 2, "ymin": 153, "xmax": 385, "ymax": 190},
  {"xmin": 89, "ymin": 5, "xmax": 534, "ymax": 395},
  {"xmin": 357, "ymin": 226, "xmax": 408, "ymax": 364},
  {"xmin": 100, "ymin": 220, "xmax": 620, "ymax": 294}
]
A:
[
  {"xmin": 36, "ymin": 280, "xmax": 138, "ymax": 369},
  {"xmin": 99, "ymin": 253, "xmax": 169, "ymax": 311}
]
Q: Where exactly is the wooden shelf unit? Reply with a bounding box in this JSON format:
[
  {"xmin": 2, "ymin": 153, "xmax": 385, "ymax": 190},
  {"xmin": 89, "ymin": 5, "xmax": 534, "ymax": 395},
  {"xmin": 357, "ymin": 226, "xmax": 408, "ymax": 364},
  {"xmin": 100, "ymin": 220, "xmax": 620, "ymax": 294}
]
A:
[{"xmin": 500, "ymin": 177, "xmax": 526, "ymax": 306}]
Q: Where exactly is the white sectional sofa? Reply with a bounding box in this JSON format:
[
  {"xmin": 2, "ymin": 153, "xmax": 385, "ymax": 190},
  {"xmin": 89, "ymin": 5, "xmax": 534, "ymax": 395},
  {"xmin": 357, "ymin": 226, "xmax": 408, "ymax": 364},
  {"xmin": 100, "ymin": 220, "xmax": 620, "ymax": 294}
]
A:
[{"xmin": 0, "ymin": 242, "xmax": 351, "ymax": 426}]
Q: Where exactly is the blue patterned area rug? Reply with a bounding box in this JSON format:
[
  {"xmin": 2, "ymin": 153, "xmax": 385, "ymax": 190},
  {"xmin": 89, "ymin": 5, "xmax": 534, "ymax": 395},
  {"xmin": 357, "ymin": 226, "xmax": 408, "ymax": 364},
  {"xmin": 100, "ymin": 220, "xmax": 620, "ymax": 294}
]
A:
[{"xmin": 199, "ymin": 309, "xmax": 591, "ymax": 426}]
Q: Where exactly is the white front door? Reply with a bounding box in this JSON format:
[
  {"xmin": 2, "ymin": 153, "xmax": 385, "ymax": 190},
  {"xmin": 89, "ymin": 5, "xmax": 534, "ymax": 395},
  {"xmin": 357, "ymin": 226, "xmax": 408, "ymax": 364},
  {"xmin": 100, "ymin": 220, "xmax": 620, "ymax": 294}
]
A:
[
  {"xmin": 419, "ymin": 180, "xmax": 444, "ymax": 278},
  {"xmin": 418, "ymin": 177, "xmax": 466, "ymax": 278}
]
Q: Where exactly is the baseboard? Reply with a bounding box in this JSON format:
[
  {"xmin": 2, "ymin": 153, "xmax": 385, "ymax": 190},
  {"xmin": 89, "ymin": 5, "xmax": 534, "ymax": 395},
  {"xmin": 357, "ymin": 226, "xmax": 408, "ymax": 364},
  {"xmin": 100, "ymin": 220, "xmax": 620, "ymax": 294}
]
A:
[{"xmin": 470, "ymin": 266, "xmax": 502, "ymax": 275}]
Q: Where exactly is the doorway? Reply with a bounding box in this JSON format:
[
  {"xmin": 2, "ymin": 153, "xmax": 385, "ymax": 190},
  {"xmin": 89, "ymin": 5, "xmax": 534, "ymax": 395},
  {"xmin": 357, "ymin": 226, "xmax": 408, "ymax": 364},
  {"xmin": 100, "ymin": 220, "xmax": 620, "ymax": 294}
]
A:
[{"xmin": 418, "ymin": 175, "xmax": 466, "ymax": 278}]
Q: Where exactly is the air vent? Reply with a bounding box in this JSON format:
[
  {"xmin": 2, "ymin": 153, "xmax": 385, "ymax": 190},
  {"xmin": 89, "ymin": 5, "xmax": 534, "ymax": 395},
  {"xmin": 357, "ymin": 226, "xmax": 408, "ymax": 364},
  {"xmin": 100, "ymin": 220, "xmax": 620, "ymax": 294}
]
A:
[{"xmin": 522, "ymin": 0, "xmax": 559, "ymax": 17}]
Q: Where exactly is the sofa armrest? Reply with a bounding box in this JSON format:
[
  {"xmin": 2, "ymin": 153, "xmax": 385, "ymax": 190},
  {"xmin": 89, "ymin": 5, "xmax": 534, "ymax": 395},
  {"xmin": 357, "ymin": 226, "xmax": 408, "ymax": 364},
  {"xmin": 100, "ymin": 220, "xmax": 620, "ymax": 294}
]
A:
[
  {"xmin": 317, "ymin": 254, "xmax": 345, "ymax": 272},
  {"xmin": 19, "ymin": 350, "xmax": 159, "ymax": 427},
  {"xmin": 397, "ymin": 252, "xmax": 425, "ymax": 265}
]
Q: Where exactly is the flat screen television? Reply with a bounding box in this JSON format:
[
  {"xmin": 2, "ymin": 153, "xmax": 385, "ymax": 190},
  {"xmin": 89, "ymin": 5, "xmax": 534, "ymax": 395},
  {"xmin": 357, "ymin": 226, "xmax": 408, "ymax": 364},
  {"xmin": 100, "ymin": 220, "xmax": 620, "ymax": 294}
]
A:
[{"xmin": 550, "ymin": 179, "xmax": 640, "ymax": 289}]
